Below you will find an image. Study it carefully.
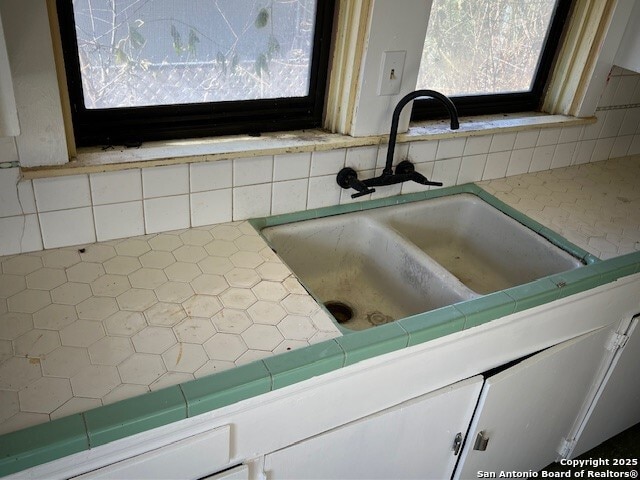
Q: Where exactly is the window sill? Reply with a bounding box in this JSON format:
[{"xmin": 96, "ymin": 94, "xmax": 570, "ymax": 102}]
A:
[{"xmin": 21, "ymin": 112, "xmax": 594, "ymax": 179}]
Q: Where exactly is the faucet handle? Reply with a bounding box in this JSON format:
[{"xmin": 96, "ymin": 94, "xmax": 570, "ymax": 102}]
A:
[
  {"xmin": 395, "ymin": 161, "xmax": 443, "ymax": 187},
  {"xmin": 337, "ymin": 167, "xmax": 376, "ymax": 198}
]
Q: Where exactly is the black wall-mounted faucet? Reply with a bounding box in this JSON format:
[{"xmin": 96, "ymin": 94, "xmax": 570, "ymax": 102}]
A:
[{"xmin": 337, "ymin": 89, "xmax": 460, "ymax": 198}]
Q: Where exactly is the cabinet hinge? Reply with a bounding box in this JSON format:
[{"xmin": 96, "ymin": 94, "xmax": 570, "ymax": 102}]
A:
[
  {"xmin": 558, "ymin": 438, "xmax": 576, "ymax": 459},
  {"xmin": 606, "ymin": 332, "xmax": 629, "ymax": 351}
]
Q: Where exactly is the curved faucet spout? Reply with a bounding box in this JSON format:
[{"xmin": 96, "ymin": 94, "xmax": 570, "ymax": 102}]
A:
[{"xmin": 384, "ymin": 89, "xmax": 459, "ymax": 175}]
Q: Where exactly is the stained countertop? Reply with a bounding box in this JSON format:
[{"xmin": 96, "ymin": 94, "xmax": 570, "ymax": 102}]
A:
[{"xmin": 1, "ymin": 154, "xmax": 639, "ymax": 436}]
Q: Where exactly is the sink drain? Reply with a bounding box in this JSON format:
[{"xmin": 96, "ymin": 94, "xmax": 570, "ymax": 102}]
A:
[
  {"xmin": 324, "ymin": 301, "xmax": 354, "ymax": 324},
  {"xmin": 367, "ymin": 311, "xmax": 393, "ymax": 326}
]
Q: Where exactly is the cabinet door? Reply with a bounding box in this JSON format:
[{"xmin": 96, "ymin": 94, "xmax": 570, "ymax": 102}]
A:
[
  {"xmin": 455, "ymin": 326, "xmax": 615, "ymax": 479},
  {"xmin": 571, "ymin": 316, "xmax": 640, "ymax": 457},
  {"xmin": 263, "ymin": 376, "xmax": 483, "ymax": 480}
]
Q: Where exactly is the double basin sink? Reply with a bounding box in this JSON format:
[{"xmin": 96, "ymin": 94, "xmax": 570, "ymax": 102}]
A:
[{"xmin": 262, "ymin": 193, "xmax": 583, "ymax": 331}]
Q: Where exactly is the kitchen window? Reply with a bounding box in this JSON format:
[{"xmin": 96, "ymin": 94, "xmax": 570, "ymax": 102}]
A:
[
  {"xmin": 412, "ymin": 0, "xmax": 572, "ymax": 120},
  {"xmin": 56, "ymin": 0, "xmax": 335, "ymax": 146}
]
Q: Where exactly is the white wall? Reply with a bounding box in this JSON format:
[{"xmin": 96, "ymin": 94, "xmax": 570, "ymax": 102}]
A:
[
  {"xmin": 0, "ymin": 0, "xmax": 67, "ymax": 167},
  {"xmin": 349, "ymin": 0, "xmax": 432, "ymax": 136}
]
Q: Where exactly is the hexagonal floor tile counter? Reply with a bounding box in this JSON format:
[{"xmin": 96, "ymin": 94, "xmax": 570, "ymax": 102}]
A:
[{"xmin": 0, "ymin": 221, "xmax": 341, "ymax": 435}]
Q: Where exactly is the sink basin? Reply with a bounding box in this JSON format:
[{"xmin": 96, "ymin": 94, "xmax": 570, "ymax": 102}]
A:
[
  {"xmin": 263, "ymin": 215, "xmax": 476, "ymax": 330},
  {"xmin": 262, "ymin": 193, "xmax": 583, "ymax": 330},
  {"xmin": 366, "ymin": 194, "xmax": 583, "ymax": 294}
]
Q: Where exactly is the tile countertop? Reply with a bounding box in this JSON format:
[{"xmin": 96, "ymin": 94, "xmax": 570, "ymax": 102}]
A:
[{"xmin": 0, "ymin": 154, "xmax": 639, "ymax": 438}]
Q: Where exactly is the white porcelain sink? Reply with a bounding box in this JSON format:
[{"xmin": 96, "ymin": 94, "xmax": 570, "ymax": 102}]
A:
[{"xmin": 262, "ymin": 194, "xmax": 583, "ymax": 330}]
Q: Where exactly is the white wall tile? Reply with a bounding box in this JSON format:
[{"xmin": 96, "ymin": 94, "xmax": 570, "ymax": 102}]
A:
[
  {"xmin": 529, "ymin": 145, "xmax": 555, "ymax": 172},
  {"xmin": 572, "ymin": 140, "xmax": 596, "ymax": 165},
  {"xmin": 590, "ymin": 137, "xmax": 615, "ymax": 162},
  {"xmin": 142, "ymin": 165, "xmax": 189, "ymax": 198},
  {"xmin": 233, "ymin": 155, "xmax": 273, "ymax": 186},
  {"xmin": 40, "ymin": 207, "xmax": 96, "ymax": 248},
  {"xmin": 609, "ymin": 135, "xmax": 633, "ymax": 159},
  {"xmin": 536, "ymin": 128, "xmax": 561, "ymax": 146},
  {"xmin": 345, "ymin": 146, "xmax": 378, "ymax": 171},
  {"xmin": 619, "ymin": 108, "xmax": 640, "ymax": 136},
  {"xmin": 463, "ymin": 135, "xmax": 491, "ymax": 155},
  {"xmin": 431, "ymin": 157, "xmax": 461, "ymax": 188},
  {"xmin": 17, "ymin": 181, "xmax": 37, "ymax": 215},
  {"xmin": 507, "ymin": 148, "xmax": 534, "ymax": 176},
  {"xmin": 233, "ymin": 184, "xmax": 272, "ymax": 220},
  {"xmin": 272, "ymin": 179, "xmax": 308, "ymax": 215},
  {"xmin": 599, "ymin": 110, "xmax": 626, "ymax": 138},
  {"xmin": 628, "ymin": 135, "xmax": 640, "ymax": 156},
  {"xmin": 190, "ymin": 160, "xmax": 232, "ymax": 193},
  {"xmin": 144, "ymin": 195, "xmax": 190, "ymax": 234},
  {"xmin": 307, "ymin": 175, "xmax": 342, "ymax": 209},
  {"xmin": 273, "ymin": 152, "xmax": 311, "ymax": 181},
  {"xmin": 0, "ymin": 215, "xmax": 42, "ymax": 255},
  {"xmin": 90, "ymin": 170, "xmax": 142, "ymax": 205},
  {"xmin": 94, "ymin": 201, "xmax": 144, "ymax": 241},
  {"xmin": 435, "ymin": 138, "xmax": 465, "ymax": 160},
  {"xmin": 551, "ymin": 142, "xmax": 576, "ymax": 169},
  {"xmin": 489, "ymin": 133, "xmax": 516, "ymax": 153},
  {"xmin": 310, "ymin": 149, "xmax": 345, "ymax": 177},
  {"xmin": 408, "ymin": 140, "xmax": 437, "ymax": 162},
  {"xmin": 33, "ymin": 175, "xmax": 91, "ymax": 212},
  {"xmin": 580, "ymin": 113, "xmax": 604, "ymax": 140},
  {"xmin": 458, "ymin": 154, "xmax": 487, "ymax": 184},
  {"xmin": 190, "ymin": 189, "xmax": 232, "ymax": 226},
  {"xmin": 0, "ymin": 168, "xmax": 22, "ymax": 217},
  {"xmin": 513, "ymin": 130, "xmax": 539, "ymax": 149},
  {"xmin": 559, "ymin": 126, "xmax": 582, "ymax": 144},
  {"xmin": 482, "ymin": 151, "xmax": 510, "ymax": 180}
]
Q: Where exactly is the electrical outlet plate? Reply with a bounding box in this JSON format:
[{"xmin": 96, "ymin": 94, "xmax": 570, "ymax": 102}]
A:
[{"xmin": 378, "ymin": 50, "xmax": 406, "ymax": 96}]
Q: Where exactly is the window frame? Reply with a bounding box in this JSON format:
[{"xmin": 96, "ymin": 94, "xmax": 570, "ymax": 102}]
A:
[
  {"xmin": 56, "ymin": 0, "xmax": 336, "ymax": 147},
  {"xmin": 411, "ymin": 0, "xmax": 573, "ymax": 121}
]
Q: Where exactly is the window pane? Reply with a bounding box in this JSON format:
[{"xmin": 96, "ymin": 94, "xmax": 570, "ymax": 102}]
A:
[
  {"xmin": 417, "ymin": 0, "xmax": 558, "ymax": 97},
  {"xmin": 71, "ymin": 0, "xmax": 317, "ymax": 109}
]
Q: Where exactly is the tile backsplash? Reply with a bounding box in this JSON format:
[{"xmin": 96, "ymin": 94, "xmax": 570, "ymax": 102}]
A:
[{"xmin": 1, "ymin": 68, "xmax": 640, "ymax": 256}]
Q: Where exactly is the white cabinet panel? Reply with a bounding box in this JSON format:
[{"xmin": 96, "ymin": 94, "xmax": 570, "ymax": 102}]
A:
[
  {"xmin": 572, "ymin": 317, "xmax": 640, "ymax": 457},
  {"xmin": 455, "ymin": 326, "xmax": 615, "ymax": 479},
  {"xmin": 264, "ymin": 376, "xmax": 483, "ymax": 480},
  {"xmin": 74, "ymin": 425, "xmax": 230, "ymax": 480}
]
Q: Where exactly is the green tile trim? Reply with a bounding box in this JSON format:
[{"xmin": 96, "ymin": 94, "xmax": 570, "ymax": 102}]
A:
[
  {"xmin": 0, "ymin": 414, "xmax": 88, "ymax": 477},
  {"xmin": 548, "ymin": 265, "xmax": 604, "ymax": 299},
  {"xmin": 504, "ymin": 278, "xmax": 561, "ymax": 313},
  {"xmin": 180, "ymin": 361, "xmax": 271, "ymax": 417},
  {"xmin": 398, "ymin": 305, "xmax": 466, "ymax": 347},
  {"xmin": 456, "ymin": 292, "xmax": 516, "ymax": 330},
  {"xmin": 335, "ymin": 322, "xmax": 408, "ymax": 366},
  {"xmin": 83, "ymin": 386, "xmax": 187, "ymax": 448},
  {"xmin": 588, "ymin": 251, "xmax": 640, "ymax": 284},
  {"xmin": 263, "ymin": 340, "xmax": 345, "ymax": 389}
]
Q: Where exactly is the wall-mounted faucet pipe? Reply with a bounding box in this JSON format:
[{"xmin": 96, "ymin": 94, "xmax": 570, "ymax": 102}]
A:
[
  {"xmin": 383, "ymin": 89, "xmax": 459, "ymax": 175},
  {"xmin": 336, "ymin": 89, "xmax": 460, "ymax": 198}
]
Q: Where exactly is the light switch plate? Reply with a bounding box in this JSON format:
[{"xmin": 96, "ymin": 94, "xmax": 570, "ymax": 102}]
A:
[{"xmin": 378, "ymin": 51, "xmax": 406, "ymax": 96}]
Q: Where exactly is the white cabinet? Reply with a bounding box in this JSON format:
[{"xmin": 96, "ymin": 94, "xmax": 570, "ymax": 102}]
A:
[
  {"xmin": 454, "ymin": 325, "xmax": 615, "ymax": 479},
  {"xmin": 571, "ymin": 316, "xmax": 640, "ymax": 457},
  {"xmin": 263, "ymin": 376, "xmax": 484, "ymax": 480},
  {"xmin": 74, "ymin": 425, "xmax": 231, "ymax": 480}
]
